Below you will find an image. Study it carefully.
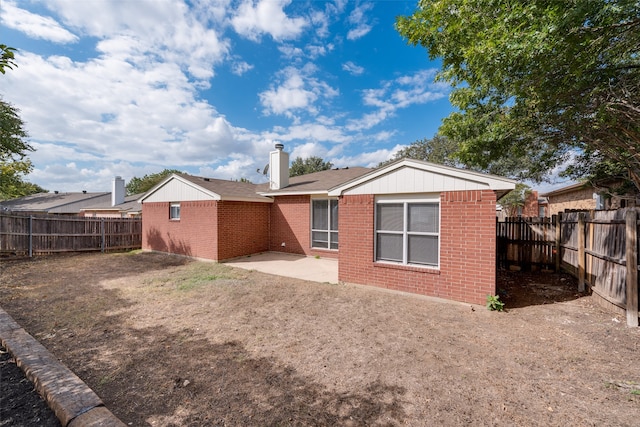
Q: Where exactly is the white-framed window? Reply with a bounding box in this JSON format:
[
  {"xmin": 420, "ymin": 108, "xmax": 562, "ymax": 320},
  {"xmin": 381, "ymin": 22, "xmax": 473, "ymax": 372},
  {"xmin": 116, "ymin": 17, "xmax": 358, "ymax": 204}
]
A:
[
  {"xmin": 375, "ymin": 195, "xmax": 440, "ymax": 267},
  {"xmin": 311, "ymin": 198, "xmax": 338, "ymax": 250},
  {"xmin": 169, "ymin": 202, "xmax": 181, "ymax": 220}
]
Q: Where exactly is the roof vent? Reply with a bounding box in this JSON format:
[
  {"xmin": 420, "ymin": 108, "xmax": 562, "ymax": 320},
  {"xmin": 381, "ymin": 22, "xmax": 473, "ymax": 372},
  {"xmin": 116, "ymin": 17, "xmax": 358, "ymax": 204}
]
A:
[
  {"xmin": 275, "ymin": 143, "xmax": 284, "ymax": 151},
  {"xmin": 204, "ymin": 178, "xmax": 210, "ymax": 181}
]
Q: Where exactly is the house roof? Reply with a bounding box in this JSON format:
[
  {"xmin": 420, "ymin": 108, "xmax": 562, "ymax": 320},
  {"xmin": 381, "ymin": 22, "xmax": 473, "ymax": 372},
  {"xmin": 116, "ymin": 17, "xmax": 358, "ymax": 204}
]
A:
[
  {"xmin": 540, "ymin": 182, "xmax": 589, "ymax": 197},
  {"xmin": 328, "ymin": 158, "xmax": 517, "ymax": 198},
  {"xmin": 138, "ymin": 174, "xmax": 273, "ymax": 203},
  {"xmin": 257, "ymin": 167, "xmax": 372, "ymax": 196},
  {"xmin": 81, "ymin": 194, "xmax": 144, "ymax": 213},
  {"xmin": 0, "ymin": 192, "xmax": 111, "ymax": 213}
]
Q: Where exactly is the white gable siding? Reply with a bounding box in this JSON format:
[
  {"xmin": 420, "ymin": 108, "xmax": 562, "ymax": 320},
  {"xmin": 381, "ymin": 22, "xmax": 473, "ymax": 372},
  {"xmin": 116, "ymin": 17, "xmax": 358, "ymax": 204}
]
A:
[
  {"xmin": 341, "ymin": 166, "xmax": 490, "ymax": 196},
  {"xmin": 142, "ymin": 178, "xmax": 219, "ymax": 203}
]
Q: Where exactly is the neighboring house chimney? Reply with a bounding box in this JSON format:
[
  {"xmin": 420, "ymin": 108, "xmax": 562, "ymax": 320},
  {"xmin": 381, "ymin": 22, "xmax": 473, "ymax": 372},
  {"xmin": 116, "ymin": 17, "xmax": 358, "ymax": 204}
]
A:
[
  {"xmin": 269, "ymin": 143, "xmax": 289, "ymax": 190},
  {"xmin": 112, "ymin": 176, "xmax": 125, "ymax": 206}
]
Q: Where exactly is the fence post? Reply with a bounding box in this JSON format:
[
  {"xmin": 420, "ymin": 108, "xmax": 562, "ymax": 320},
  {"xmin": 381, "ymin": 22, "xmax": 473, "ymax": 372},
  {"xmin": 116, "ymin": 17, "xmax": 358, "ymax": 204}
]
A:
[
  {"xmin": 554, "ymin": 213, "xmax": 561, "ymax": 272},
  {"xmin": 101, "ymin": 218, "xmax": 105, "ymax": 253},
  {"xmin": 578, "ymin": 212, "xmax": 586, "ymax": 292},
  {"xmin": 29, "ymin": 215, "xmax": 33, "ymax": 258},
  {"xmin": 625, "ymin": 209, "xmax": 638, "ymax": 327}
]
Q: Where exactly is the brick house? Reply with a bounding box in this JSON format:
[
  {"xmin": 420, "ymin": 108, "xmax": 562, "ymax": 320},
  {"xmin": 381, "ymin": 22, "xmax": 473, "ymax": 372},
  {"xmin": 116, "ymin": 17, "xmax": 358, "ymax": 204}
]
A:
[
  {"xmin": 139, "ymin": 144, "xmax": 516, "ymax": 305},
  {"xmin": 540, "ymin": 181, "xmax": 640, "ymax": 217}
]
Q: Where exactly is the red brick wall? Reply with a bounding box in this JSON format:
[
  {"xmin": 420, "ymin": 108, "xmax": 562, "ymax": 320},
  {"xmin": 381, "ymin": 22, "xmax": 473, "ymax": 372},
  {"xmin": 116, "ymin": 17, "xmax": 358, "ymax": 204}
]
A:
[
  {"xmin": 269, "ymin": 195, "xmax": 339, "ymax": 259},
  {"xmin": 142, "ymin": 201, "xmax": 218, "ymax": 260},
  {"xmin": 522, "ymin": 190, "xmax": 540, "ymax": 217},
  {"xmin": 143, "ymin": 201, "xmax": 270, "ymax": 261},
  {"xmin": 217, "ymin": 201, "xmax": 270, "ymax": 260},
  {"xmin": 338, "ymin": 190, "xmax": 497, "ymax": 305}
]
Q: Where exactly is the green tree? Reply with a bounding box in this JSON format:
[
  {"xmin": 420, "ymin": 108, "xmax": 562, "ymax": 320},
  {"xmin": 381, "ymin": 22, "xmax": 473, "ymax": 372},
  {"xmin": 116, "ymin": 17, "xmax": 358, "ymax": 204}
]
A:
[
  {"xmin": 289, "ymin": 156, "xmax": 333, "ymax": 177},
  {"xmin": 0, "ymin": 99, "xmax": 45, "ymax": 200},
  {"xmin": 378, "ymin": 135, "xmax": 460, "ymax": 167},
  {"xmin": 126, "ymin": 169, "xmax": 183, "ymax": 195},
  {"xmin": 396, "ymin": 1, "xmax": 640, "ymax": 189},
  {"xmin": 499, "ymin": 183, "xmax": 532, "ymax": 217},
  {"xmin": 0, "ymin": 45, "xmax": 17, "ymax": 74}
]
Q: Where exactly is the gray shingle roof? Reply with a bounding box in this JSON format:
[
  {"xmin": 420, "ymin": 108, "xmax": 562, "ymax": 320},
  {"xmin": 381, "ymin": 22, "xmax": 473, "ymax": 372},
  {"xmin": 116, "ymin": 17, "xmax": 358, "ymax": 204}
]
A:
[
  {"xmin": 1, "ymin": 192, "xmax": 111, "ymax": 213},
  {"xmin": 257, "ymin": 167, "xmax": 373, "ymax": 195},
  {"xmin": 178, "ymin": 174, "xmax": 273, "ymax": 201}
]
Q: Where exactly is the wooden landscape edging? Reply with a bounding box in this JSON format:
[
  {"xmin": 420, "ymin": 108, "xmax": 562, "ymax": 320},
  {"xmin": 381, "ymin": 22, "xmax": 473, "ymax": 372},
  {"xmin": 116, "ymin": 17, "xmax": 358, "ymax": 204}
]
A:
[
  {"xmin": 497, "ymin": 208, "xmax": 640, "ymax": 327},
  {"xmin": 0, "ymin": 212, "xmax": 142, "ymax": 257}
]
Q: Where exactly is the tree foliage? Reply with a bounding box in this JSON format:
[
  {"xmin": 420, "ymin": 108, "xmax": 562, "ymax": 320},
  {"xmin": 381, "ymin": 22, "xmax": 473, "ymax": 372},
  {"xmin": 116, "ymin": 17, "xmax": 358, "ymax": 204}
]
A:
[
  {"xmin": 0, "ymin": 99, "xmax": 43, "ymax": 200},
  {"xmin": 126, "ymin": 169, "xmax": 183, "ymax": 195},
  {"xmin": 378, "ymin": 135, "xmax": 460, "ymax": 167},
  {"xmin": 1, "ymin": 99, "xmax": 32, "ymax": 162},
  {"xmin": 397, "ymin": 1, "xmax": 640, "ymax": 189},
  {"xmin": 0, "ymin": 159, "xmax": 47, "ymax": 200},
  {"xmin": 289, "ymin": 156, "xmax": 333, "ymax": 177},
  {"xmin": 0, "ymin": 45, "xmax": 17, "ymax": 74}
]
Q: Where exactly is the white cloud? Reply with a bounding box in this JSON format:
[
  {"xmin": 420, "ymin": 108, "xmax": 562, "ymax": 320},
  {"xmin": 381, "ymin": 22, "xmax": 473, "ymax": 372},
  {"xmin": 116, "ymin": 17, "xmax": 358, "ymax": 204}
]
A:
[
  {"xmin": 231, "ymin": 60, "xmax": 254, "ymax": 76},
  {"xmin": 231, "ymin": 0, "xmax": 307, "ymax": 41},
  {"xmin": 259, "ymin": 65, "xmax": 338, "ymax": 117},
  {"xmin": 290, "ymin": 142, "xmax": 328, "ymax": 160},
  {"xmin": 46, "ymin": 0, "xmax": 229, "ymax": 81},
  {"xmin": 331, "ymin": 145, "xmax": 404, "ymax": 168},
  {"xmin": 346, "ymin": 2, "xmax": 373, "ymax": 41},
  {"xmin": 1, "ymin": 0, "xmax": 78, "ymax": 43},
  {"xmin": 342, "ymin": 61, "xmax": 364, "ymax": 76},
  {"xmin": 347, "ymin": 69, "xmax": 448, "ymax": 131}
]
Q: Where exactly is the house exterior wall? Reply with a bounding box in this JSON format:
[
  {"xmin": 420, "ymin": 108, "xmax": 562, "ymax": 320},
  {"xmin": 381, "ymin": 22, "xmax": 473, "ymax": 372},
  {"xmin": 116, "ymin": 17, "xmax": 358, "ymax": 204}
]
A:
[
  {"xmin": 269, "ymin": 195, "xmax": 339, "ymax": 259},
  {"xmin": 522, "ymin": 191, "xmax": 540, "ymax": 217},
  {"xmin": 142, "ymin": 201, "xmax": 219, "ymax": 260},
  {"xmin": 338, "ymin": 190, "xmax": 497, "ymax": 305},
  {"xmin": 217, "ymin": 201, "xmax": 270, "ymax": 260},
  {"xmin": 143, "ymin": 200, "xmax": 270, "ymax": 261},
  {"xmin": 547, "ymin": 187, "xmax": 596, "ymax": 217}
]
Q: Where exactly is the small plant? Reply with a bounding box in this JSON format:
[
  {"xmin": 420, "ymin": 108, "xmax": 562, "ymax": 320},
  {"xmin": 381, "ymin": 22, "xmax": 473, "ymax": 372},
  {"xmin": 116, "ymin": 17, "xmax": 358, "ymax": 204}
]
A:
[{"xmin": 486, "ymin": 294, "xmax": 505, "ymax": 311}]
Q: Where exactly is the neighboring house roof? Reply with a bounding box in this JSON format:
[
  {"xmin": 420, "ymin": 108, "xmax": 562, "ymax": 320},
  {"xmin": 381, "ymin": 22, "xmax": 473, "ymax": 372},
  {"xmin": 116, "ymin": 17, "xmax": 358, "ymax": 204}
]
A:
[
  {"xmin": 81, "ymin": 194, "xmax": 144, "ymax": 214},
  {"xmin": 0, "ymin": 192, "xmax": 111, "ymax": 214},
  {"xmin": 138, "ymin": 174, "xmax": 273, "ymax": 203},
  {"xmin": 540, "ymin": 182, "xmax": 588, "ymax": 197},
  {"xmin": 328, "ymin": 158, "xmax": 517, "ymax": 198},
  {"xmin": 257, "ymin": 167, "xmax": 373, "ymax": 196}
]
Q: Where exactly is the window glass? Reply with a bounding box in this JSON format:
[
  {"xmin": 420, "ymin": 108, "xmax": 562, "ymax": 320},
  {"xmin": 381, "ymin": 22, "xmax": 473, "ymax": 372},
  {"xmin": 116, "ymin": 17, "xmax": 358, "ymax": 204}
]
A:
[
  {"xmin": 376, "ymin": 203, "xmax": 403, "ymax": 231},
  {"xmin": 408, "ymin": 203, "xmax": 438, "ymax": 233},
  {"xmin": 170, "ymin": 203, "xmax": 180, "ymax": 220},
  {"xmin": 311, "ymin": 199, "xmax": 338, "ymax": 250},
  {"xmin": 312, "ymin": 231, "xmax": 329, "ymax": 247},
  {"xmin": 408, "ymin": 235, "xmax": 438, "ymax": 265},
  {"xmin": 376, "ymin": 233, "xmax": 403, "ymax": 262},
  {"xmin": 375, "ymin": 198, "xmax": 439, "ymax": 268},
  {"xmin": 330, "ymin": 200, "xmax": 339, "ymax": 231},
  {"xmin": 312, "ymin": 200, "xmax": 328, "ymax": 230}
]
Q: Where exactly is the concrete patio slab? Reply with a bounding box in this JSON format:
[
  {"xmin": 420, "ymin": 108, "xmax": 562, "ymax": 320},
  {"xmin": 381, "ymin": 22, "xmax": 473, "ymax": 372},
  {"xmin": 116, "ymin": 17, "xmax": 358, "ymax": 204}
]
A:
[{"xmin": 224, "ymin": 252, "xmax": 338, "ymax": 283}]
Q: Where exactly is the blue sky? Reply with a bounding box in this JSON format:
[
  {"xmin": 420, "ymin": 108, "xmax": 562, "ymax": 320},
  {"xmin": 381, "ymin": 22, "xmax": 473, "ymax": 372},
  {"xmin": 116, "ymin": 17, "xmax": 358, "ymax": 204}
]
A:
[
  {"xmin": 1, "ymin": 0, "xmax": 456, "ymax": 192},
  {"xmin": 2, "ymin": 0, "xmax": 566, "ymax": 194}
]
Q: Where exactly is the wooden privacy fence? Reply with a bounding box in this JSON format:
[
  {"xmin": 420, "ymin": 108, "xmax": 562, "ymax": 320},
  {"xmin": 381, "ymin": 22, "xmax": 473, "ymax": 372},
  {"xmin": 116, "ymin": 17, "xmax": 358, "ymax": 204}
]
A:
[
  {"xmin": 0, "ymin": 213, "xmax": 142, "ymax": 257},
  {"xmin": 497, "ymin": 208, "xmax": 639, "ymax": 327}
]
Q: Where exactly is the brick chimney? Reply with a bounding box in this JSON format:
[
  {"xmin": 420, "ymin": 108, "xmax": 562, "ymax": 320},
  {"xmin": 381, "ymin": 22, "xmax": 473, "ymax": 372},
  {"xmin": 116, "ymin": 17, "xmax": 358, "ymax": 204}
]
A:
[
  {"xmin": 112, "ymin": 176, "xmax": 125, "ymax": 206},
  {"xmin": 269, "ymin": 143, "xmax": 289, "ymax": 190}
]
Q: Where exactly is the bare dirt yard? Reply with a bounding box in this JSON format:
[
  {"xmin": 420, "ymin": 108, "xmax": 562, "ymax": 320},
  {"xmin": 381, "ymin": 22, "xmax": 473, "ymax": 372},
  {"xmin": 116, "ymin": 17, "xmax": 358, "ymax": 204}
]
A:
[{"xmin": 1, "ymin": 251, "xmax": 639, "ymax": 426}]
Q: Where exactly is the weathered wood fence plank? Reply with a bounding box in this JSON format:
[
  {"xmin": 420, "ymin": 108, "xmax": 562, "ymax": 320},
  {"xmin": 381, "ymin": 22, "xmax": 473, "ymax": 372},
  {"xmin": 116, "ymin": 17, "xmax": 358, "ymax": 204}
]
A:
[
  {"xmin": 0, "ymin": 213, "xmax": 141, "ymax": 256},
  {"xmin": 498, "ymin": 208, "xmax": 640, "ymax": 327}
]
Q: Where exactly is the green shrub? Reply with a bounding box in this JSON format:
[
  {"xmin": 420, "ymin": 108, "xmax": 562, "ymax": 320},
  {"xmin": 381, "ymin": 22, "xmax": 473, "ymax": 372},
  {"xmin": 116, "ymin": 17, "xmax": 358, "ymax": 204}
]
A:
[{"xmin": 486, "ymin": 294, "xmax": 505, "ymax": 311}]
